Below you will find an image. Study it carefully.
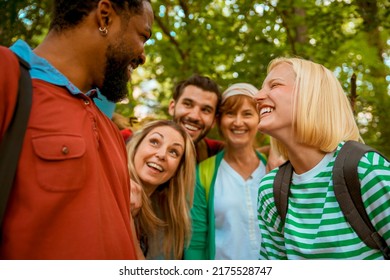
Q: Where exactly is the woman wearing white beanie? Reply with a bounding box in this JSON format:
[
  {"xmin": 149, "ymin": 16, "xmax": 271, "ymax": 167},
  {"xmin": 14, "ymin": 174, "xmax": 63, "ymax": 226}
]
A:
[{"xmin": 185, "ymin": 83, "xmax": 267, "ymax": 260}]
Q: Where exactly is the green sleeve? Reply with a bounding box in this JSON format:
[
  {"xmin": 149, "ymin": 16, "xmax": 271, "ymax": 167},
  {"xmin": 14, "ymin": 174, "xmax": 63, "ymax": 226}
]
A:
[{"xmin": 184, "ymin": 167, "xmax": 209, "ymax": 259}]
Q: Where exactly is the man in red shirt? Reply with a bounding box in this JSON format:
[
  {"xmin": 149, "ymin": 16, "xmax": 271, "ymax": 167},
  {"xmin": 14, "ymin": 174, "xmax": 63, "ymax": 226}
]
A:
[
  {"xmin": 168, "ymin": 74, "xmax": 224, "ymax": 163},
  {"xmin": 0, "ymin": 0, "xmax": 153, "ymax": 259}
]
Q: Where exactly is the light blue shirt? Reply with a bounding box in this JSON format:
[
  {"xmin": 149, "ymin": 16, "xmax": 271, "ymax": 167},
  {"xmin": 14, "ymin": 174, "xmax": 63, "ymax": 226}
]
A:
[
  {"xmin": 95, "ymin": 96, "xmax": 116, "ymax": 118},
  {"xmin": 10, "ymin": 39, "xmax": 113, "ymax": 115},
  {"xmin": 214, "ymin": 159, "xmax": 265, "ymax": 260}
]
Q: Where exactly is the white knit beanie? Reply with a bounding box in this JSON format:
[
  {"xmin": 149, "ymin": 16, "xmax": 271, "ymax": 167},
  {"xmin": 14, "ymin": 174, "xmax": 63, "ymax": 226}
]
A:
[{"xmin": 222, "ymin": 83, "xmax": 258, "ymax": 103}]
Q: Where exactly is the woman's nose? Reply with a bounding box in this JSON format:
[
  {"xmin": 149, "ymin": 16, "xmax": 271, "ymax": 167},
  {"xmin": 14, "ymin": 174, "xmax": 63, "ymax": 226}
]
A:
[
  {"xmin": 254, "ymin": 88, "xmax": 267, "ymax": 102},
  {"xmin": 254, "ymin": 88, "xmax": 267, "ymax": 110},
  {"xmin": 155, "ymin": 149, "xmax": 166, "ymax": 160},
  {"xmin": 233, "ymin": 115, "xmax": 244, "ymax": 125}
]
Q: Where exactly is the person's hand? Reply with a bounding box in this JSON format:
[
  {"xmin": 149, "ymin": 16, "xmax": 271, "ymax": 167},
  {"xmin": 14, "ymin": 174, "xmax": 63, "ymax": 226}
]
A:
[{"xmin": 130, "ymin": 178, "xmax": 142, "ymax": 217}]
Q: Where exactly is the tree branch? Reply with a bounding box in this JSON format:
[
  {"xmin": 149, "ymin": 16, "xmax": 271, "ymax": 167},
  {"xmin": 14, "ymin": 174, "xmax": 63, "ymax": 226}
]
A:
[
  {"xmin": 178, "ymin": 0, "xmax": 189, "ymax": 17},
  {"xmin": 154, "ymin": 15, "xmax": 187, "ymax": 61},
  {"xmin": 266, "ymin": 0, "xmax": 297, "ymax": 55}
]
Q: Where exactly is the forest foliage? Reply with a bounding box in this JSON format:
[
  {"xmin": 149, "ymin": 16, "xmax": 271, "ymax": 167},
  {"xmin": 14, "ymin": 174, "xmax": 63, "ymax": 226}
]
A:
[{"xmin": 1, "ymin": 0, "xmax": 389, "ymax": 155}]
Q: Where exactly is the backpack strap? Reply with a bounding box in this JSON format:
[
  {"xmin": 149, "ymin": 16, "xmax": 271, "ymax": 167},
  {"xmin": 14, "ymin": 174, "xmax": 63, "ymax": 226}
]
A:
[
  {"xmin": 0, "ymin": 54, "xmax": 32, "ymax": 230},
  {"xmin": 273, "ymin": 160, "xmax": 293, "ymax": 223},
  {"xmin": 333, "ymin": 140, "xmax": 390, "ymax": 259}
]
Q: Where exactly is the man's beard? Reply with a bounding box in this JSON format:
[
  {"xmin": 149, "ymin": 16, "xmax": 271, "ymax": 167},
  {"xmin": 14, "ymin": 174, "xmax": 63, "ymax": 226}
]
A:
[
  {"xmin": 193, "ymin": 128, "xmax": 209, "ymax": 144},
  {"xmin": 100, "ymin": 46, "xmax": 130, "ymax": 103},
  {"xmin": 174, "ymin": 114, "xmax": 210, "ymax": 144}
]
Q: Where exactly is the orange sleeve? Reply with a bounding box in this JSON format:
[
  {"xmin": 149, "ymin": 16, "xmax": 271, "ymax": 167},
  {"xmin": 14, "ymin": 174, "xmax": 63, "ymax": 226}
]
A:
[{"xmin": 0, "ymin": 46, "xmax": 20, "ymax": 141}]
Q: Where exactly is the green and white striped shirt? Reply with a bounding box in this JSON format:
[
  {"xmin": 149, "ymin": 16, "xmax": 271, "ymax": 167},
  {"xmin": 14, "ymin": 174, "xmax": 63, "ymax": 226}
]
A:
[{"xmin": 257, "ymin": 142, "xmax": 390, "ymax": 259}]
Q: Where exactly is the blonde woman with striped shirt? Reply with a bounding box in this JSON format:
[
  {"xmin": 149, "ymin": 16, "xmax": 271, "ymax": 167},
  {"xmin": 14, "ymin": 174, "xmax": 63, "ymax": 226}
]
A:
[{"xmin": 254, "ymin": 57, "xmax": 390, "ymax": 259}]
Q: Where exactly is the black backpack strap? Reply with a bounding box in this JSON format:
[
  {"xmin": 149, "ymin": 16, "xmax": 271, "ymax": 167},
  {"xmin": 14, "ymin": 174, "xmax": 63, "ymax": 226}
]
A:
[
  {"xmin": 273, "ymin": 161, "xmax": 293, "ymax": 223},
  {"xmin": 0, "ymin": 54, "xmax": 32, "ymax": 230},
  {"xmin": 333, "ymin": 140, "xmax": 390, "ymax": 259}
]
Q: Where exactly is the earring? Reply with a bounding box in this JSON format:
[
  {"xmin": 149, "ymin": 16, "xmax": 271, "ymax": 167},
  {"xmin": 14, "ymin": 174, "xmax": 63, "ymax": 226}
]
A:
[{"xmin": 99, "ymin": 26, "xmax": 108, "ymax": 36}]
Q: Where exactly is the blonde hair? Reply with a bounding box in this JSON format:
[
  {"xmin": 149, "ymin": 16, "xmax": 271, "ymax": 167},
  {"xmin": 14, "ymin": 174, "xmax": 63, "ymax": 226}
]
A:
[
  {"xmin": 127, "ymin": 120, "xmax": 196, "ymax": 259},
  {"xmin": 267, "ymin": 57, "xmax": 362, "ymax": 158}
]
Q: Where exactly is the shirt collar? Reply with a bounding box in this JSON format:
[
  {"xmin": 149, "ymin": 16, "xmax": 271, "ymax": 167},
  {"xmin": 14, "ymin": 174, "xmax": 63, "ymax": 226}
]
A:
[{"xmin": 10, "ymin": 39, "xmax": 99, "ymax": 98}]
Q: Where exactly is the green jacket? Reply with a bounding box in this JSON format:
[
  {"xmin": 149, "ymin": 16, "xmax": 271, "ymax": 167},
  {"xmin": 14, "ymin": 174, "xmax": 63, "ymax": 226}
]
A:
[{"xmin": 184, "ymin": 150, "xmax": 266, "ymax": 259}]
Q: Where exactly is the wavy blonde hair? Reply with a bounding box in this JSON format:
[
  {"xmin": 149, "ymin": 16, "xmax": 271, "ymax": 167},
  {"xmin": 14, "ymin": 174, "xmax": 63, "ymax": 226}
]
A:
[
  {"xmin": 267, "ymin": 57, "xmax": 362, "ymax": 158},
  {"xmin": 127, "ymin": 120, "xmax": 196, "ymax": 259}
]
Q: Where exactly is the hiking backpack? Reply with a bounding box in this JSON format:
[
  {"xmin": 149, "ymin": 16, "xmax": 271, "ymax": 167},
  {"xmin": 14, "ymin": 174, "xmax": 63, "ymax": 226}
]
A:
[
  {"xmin": 0, "ymin": 53, "xmax": 32, "ymax": 231},
  {"xmin": 273, "ymin": 140, "xmax": 390, "ymax": 259}
]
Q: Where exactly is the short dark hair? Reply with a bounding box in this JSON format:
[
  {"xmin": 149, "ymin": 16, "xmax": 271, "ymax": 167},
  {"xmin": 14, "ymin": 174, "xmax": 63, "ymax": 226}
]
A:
[
  {"xmin": 173, "ymin": 74, "xmax": 222, "ymax": 108},
  {"xmin": 49, "ymin": 0, "xmax": 150, "ymax": 32}
]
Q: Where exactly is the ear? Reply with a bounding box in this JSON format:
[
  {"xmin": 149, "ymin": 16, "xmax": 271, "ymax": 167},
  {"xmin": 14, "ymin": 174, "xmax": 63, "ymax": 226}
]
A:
[
  {"xmin": 96, "ymin": 0, "xmax": 115, "ymax": 28},
  {"xmin": 168, "ymin": 100, "xmax": 175, "ymax": 117}
]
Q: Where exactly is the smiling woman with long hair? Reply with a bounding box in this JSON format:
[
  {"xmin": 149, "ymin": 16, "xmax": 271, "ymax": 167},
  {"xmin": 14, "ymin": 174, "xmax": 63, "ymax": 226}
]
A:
[{"xmin": 127, "ymin": 120, "xmax": 196, "ymax": 259}]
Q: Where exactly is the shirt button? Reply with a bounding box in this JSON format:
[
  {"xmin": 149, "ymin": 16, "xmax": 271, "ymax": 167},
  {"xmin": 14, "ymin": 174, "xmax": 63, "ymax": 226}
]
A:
[{"xmin": 62, "ymin": 146, "xmax": 69, "ymax": 155}]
